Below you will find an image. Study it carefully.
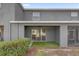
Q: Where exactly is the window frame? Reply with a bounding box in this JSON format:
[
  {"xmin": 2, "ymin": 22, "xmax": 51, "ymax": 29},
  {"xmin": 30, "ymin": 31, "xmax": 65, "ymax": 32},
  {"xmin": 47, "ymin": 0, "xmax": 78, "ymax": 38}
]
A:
[
  {"xmin": 31, "ymin": 28, "xmax": 46, "ymax": 41},
  {"xmin": 71, "ymin": 12, "xmax": 78, "ymax": 17},
  {"xmin": 68, "ymin": 29, "xmax": 76, "ymax": 40},
  {"xmin": 32, "ymin": 12, "xmax": 40, "ymax": 17}
]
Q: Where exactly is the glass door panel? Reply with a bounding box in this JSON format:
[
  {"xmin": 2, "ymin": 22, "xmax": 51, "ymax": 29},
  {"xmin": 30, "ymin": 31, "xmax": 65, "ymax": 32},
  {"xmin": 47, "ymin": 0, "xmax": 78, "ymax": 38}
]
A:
[
  {"xmin": 36, "ymin": 29, "xmax": 41, "ymax": 40},
  {"xmin": 41, "ymin": 28, "xmax": 46, "ymax": 40},
  {"xmin": 32, "ymin": 29, "xmax": 41, "ymax": 40},
  {"xmin": 32, "ymin": 29, "xmax": 37, "ymax": 40},
  {"xmin": 32, "ymin": 27, "xmax": 46, "ymax": 41},
  {"xmin": 76, "ymin": 28, "xmax": 79, "ymax": 44},
  {"xmin": 68, "ymin": 26, "xmax": 79, "ymax": 46},
  {"xmin": 68, "ymin": 30, "xmax": 76, "ymax": 45}
]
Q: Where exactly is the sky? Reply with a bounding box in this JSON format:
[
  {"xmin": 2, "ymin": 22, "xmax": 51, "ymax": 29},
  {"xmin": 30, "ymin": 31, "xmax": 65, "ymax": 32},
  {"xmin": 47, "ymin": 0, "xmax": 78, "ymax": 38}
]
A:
[{"xmin": 22, "ymin": 3, "xmax": 79, "ymax": 9}]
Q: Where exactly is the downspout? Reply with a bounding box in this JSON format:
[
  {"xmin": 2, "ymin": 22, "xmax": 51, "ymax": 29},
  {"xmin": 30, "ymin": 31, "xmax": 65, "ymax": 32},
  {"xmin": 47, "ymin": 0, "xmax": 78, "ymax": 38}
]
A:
[
  {"xmin": 10, "ymin": 23, "xmax": 11, "ymax": 40},
  {"xmin": 18, "ymin": 23, "xmax": 19, "ymax": 40}
]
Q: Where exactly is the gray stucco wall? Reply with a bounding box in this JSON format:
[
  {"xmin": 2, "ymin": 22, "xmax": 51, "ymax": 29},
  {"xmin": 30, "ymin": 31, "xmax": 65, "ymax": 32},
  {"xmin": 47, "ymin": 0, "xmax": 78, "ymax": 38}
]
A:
[
  {"xmin": 24, "ymin": 11, "xmax": 32, "ymax": 21},
  {"xmin": 46, "ymin": 26, "xmax": 59, "ymax": 42},
  {"xmin": 11, "ymin": 24, "xmax": 18, "ymax": 40},
  {"xmin": 18, "ymin": 24, "xmax": 24, "ymax": 39},
  {"xmin": 60, "ymin": 24, "xmax": 68, "ymax": 47},
  {"xmin": 46, "ymin": 27, "xmax": 55, "ymax": 41},
  {"xmin": 10, "ymin": 23, "xmax": 24, "ymax": 40},
  {"xmin": 0, "ymin": 3, "xmax": 25, "ymax": 40},
  {"xmin": 0, "ymin": 3, "xmax": 15, "ymax": 40},
  {"xmin": 24, "ymin": 10, "xmax": 79, "ymax": 21},
  {"xmin": 15, "ymin": 4, "xmax": 24, "ymax": 21}
]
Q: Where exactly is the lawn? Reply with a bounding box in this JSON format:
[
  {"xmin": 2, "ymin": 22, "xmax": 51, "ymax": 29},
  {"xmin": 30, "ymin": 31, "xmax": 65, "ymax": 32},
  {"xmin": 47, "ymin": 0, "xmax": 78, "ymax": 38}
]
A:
[
  {"xmin": 27, "ymin": 41, "xmax": 59, "ymax": 55},
  {"xmin": 27, "ymin": 41, "xmax": 79, "ymax": 56},
  {"xmin": 32, "ymin": 41, "xmax": 59, "ymax": 48}
]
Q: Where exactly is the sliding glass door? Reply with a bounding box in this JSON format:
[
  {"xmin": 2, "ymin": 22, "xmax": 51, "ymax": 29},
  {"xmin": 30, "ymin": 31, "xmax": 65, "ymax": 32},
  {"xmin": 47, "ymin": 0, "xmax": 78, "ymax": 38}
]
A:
[
  {"xmin": 32, "ymin": 28, "xmax": 46, "ymax": 41},
  {"xmin": 68, "ymin": 29, "xmax": 76, "ymax": 45},
  {"xmin": 32, "ymin": 29, "xmax": 41, "ymax": 40},
  {"xmin": 68, "ymin": 26, "xmax": 79, "ymax": 46},
  {"xmin": 76, "ymin": 28, "xmax": 79, "ymax": 44}
]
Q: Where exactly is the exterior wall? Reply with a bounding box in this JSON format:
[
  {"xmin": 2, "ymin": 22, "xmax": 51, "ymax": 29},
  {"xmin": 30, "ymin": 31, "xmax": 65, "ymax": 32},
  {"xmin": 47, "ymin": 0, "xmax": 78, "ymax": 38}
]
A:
[
  {"xmin": 24, "ymin": 10, "xmax": 79, "ymax": 21},
  {"xmin": 54, "ymin": 27, "xmax": 60, "ymax": 42},
  {"xmin": 10, "ymin": 23, "xmax": 24, "ymax": 40},
  {"xmin": 18, "ymin": 24, "xmax": 24, "ymax": 39},
  {"xmin": 24, "ymin": 11, "xmax": 32, "ymax": 21},
  {"xmin": 60, "ymin": 24, "xmax": 68, "ymax": 47},
  {"xmin": 15, "ymin": 4, "xmax": 24, "ymax": 21},
  {"xmin": 10, "ymin": 24, "xmax": 18, "ymax": 40},
  {"xmin": 46, "ymin": 27, "xmax": 56, "ymax": 41},
  {"xmin": 46, "ymin": 27, "xmax": 59, "ymax": 42},
  {"xmin": 0, "ymin": 3, "xmax": 15, "ymax": 40},
  {"xmin": 0, "ymin": 3, "xmax": 24, "ymax": 40}
]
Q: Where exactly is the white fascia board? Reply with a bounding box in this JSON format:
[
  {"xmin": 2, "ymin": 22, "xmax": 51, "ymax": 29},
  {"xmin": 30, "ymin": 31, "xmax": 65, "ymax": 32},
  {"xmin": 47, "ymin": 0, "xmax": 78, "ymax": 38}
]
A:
[{"xmin": 9, "ymin": 21, "xmax": 79, "ymax": 24}]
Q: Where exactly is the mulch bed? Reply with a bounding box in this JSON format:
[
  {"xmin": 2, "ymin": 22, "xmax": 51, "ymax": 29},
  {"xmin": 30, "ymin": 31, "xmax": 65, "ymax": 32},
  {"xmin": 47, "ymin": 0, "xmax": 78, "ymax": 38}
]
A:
[{"xmin": 27, "ymin": 47, "xmax": 38, "ymax": 56}]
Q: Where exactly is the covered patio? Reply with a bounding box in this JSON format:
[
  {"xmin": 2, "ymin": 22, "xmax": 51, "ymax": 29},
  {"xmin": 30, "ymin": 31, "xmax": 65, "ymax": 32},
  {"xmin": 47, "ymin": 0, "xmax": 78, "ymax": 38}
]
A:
[
  {"xmin": 9, "ymin": 21, "xmax": 70, "ymax": 47},
  {"xmin": 24, "ymin": 26, "xmax": 60, "ymax": 42}
]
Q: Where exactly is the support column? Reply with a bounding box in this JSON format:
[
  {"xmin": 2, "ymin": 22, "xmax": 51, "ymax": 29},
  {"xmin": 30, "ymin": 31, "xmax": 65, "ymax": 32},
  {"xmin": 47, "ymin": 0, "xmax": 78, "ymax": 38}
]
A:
[
  {"xmin": 18, "ymin": 24, "xmax": 24, "ymax": 39},
  {"xmin": 10, "ymin": 23, "xmax": 18, "ymax": 40},
  {"xmin": 4, "ymin": 23, "xmax": 10, "ymax": 41},
  {"xmin": 60, "ymin": 24, "xmax": 68, "ymax": 47}
]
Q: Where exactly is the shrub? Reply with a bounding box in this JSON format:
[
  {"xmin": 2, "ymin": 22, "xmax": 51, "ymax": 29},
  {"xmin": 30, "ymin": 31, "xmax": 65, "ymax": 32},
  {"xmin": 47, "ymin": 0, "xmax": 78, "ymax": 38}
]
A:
[{"xmin": 0, "ymin": 38, "xmax": 31, "ymax": 56}]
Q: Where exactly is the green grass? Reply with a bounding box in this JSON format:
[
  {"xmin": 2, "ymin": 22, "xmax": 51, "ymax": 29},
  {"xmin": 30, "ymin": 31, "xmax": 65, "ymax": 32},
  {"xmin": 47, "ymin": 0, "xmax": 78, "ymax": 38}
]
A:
[{"xmin": 32, "ymin": 41, "xmax": 59, "ymax": 48}]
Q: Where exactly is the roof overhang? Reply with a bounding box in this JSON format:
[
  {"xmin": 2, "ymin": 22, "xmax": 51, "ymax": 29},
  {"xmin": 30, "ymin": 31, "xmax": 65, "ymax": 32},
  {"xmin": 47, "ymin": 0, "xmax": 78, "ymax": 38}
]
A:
[
  {"xmin": 10, "ymin": 21, "xmax": 79, "ymax": 24},
  {"xmin": 24, "ymin": 8, "xmax": 79, "ymax": 11}
]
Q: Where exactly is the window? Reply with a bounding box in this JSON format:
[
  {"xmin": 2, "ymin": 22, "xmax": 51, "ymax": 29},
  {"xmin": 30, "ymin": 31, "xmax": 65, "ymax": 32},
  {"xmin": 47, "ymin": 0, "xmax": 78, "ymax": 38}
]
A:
[
  {"xmin": 33, "ymin": 12, "xmax": 40, "ymax": 17},
  {"xmin": 32, "ymin": 12, "xmax": 40, "ymax": 21},
  {"xmin": 71, "ymin": 12, "xmax": 78, "ymax": 17}
]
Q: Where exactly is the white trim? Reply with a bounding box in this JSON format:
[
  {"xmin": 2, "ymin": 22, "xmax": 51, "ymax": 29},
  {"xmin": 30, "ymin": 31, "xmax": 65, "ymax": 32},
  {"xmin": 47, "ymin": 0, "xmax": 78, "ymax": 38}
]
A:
[
  {"xmin": 32, "ymin": 12, "xmax": 40, "ymax": 17},
  {"xmin": 24, "ymin": 8, "xmax": 79, "ymax": 11},
  {"xmin": 10, "ymin": 21, "xmax": 79, "ymax": 24},
  {"xmin": 71, "ymin": 12, "xmax": 78, "ymax": 17},
  {"xmin": 41, "ymin": 28, "xmax": 47, "ymax": 41}
]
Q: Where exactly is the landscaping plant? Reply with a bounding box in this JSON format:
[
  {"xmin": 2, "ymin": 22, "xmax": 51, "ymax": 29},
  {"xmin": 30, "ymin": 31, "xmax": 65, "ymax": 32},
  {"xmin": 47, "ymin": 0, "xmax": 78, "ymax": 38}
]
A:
[{"xmin": 0, "ymin": 38, "xmax": 31, "ymax": 56}]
